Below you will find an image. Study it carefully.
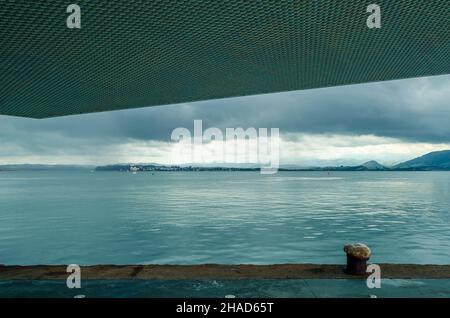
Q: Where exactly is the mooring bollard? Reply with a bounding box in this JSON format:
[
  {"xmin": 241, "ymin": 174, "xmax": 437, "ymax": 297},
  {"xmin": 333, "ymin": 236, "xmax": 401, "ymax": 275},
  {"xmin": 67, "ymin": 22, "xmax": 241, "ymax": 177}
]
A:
[{"xmin": 343, "ymin": 243, "xmax": 371, "ymax": 275}]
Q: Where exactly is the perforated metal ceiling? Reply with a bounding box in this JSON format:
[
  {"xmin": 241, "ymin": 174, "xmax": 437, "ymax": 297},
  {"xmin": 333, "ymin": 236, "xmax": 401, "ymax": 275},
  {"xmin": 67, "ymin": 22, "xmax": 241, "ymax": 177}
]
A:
[{"xmin": 0, "ymin": 0, "xmax": 449, "ymax": 118}]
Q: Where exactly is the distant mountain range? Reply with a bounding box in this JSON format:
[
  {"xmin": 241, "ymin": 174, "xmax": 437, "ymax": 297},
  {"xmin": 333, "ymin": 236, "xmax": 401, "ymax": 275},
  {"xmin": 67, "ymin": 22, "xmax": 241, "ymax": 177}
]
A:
[
  {"xmin": 93, "ymin": 150, "xmax": 450, "ymax": 172},
  {"xmin": 2, "ymin": 150, "xmax": 450, "ymax": 172},
  {"xmin": 300, "ymin": 150, "xmax": 450, "ymax": 171},
  {"xmin": 0, "ymin": 164, "xmax": 94, "ymax": 171},
  {"xmin": 394, "ymin": 150, "xmax": 450, "ymax": 170}
]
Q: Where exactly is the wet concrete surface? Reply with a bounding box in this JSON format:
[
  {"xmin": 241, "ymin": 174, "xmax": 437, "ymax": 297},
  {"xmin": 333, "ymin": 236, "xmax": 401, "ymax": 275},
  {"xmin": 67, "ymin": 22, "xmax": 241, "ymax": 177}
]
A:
[{"xmin": 1, "ymin": 264, "xmax": 450, "ymax": 280}]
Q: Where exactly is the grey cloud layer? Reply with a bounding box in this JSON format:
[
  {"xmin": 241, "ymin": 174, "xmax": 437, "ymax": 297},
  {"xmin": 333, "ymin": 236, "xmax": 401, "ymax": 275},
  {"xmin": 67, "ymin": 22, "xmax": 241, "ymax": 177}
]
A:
[{"xmin": 1, "ymin": 75, "xmax": 449, "ymax": 158}]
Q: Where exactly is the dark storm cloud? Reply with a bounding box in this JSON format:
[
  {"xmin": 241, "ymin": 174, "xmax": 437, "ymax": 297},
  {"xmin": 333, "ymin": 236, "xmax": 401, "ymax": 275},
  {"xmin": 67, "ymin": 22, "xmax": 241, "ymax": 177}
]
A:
[{"xmin": 0, "ymin": 74, "xmax": 449, "ymax": 158}]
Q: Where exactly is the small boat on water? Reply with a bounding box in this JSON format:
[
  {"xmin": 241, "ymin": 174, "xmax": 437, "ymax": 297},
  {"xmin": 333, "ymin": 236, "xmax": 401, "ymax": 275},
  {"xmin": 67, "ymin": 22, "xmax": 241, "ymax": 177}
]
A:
[{"xmin": 130, "ymin": 166, "xmax": 139, "ymax": 174}]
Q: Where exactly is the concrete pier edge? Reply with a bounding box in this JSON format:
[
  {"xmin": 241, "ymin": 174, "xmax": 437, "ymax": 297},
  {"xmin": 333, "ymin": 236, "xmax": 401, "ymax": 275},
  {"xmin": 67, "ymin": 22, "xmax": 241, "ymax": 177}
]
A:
[{"xmin": 1, "ymin": 264, "xmax": 450, "ymax": 280}]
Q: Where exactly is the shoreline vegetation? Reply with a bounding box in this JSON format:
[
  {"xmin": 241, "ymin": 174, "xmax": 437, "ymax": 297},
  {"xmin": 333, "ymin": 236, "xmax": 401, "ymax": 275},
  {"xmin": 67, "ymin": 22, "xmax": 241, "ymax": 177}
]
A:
[{"xmin": 1, "ymin": 150, "xmax": 449, "ymax": 172}]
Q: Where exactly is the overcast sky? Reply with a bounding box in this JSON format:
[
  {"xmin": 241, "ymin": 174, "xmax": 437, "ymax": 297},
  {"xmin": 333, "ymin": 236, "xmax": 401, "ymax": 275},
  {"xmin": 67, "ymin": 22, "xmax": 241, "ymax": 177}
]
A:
[{"xmin": 1, "ymin": 74, "xmax": 449, "ymax": 166}]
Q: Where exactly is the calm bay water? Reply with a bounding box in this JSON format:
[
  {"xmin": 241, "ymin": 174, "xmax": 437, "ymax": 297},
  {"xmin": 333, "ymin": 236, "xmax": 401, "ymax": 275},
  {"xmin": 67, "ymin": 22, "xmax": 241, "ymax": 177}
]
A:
[{"xmin": 0, "ymin": 171, "xmax": 449, "ymax": 265}]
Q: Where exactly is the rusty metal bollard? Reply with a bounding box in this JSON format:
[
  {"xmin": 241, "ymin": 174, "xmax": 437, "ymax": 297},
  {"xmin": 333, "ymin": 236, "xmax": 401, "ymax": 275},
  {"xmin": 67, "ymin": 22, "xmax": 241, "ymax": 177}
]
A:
[{"xmin": 343, "ymin": 243, "xmax": 371, "ymax": 275}]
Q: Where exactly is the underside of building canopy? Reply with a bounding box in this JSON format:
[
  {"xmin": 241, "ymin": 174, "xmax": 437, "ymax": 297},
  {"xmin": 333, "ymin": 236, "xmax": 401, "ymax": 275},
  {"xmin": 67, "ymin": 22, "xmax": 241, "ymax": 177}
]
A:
[{"xmin": 0, "ymin": 0, "xmax": 449, "ymax": 118}]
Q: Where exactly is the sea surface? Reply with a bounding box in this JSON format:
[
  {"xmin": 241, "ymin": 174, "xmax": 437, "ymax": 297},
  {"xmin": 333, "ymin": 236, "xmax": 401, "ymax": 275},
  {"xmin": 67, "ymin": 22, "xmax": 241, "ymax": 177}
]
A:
[{"xmin": 0, "ymin": 171, "xmax": 449, "ymax": 265}]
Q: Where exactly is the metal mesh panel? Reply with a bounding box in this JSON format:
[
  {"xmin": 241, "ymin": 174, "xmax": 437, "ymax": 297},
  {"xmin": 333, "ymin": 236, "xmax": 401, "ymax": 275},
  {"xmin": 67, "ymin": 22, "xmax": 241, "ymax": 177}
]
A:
[{"xmin": 0, "ymin": 0, "xmax": 449, "ymax": 118}]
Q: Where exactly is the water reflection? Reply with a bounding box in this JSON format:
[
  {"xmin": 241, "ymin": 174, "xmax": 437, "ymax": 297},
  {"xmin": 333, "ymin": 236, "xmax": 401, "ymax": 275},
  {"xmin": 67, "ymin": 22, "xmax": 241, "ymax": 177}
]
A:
[{"xmin": 0, "ymin": 171, "xmax": 449, "ymax": 265}]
